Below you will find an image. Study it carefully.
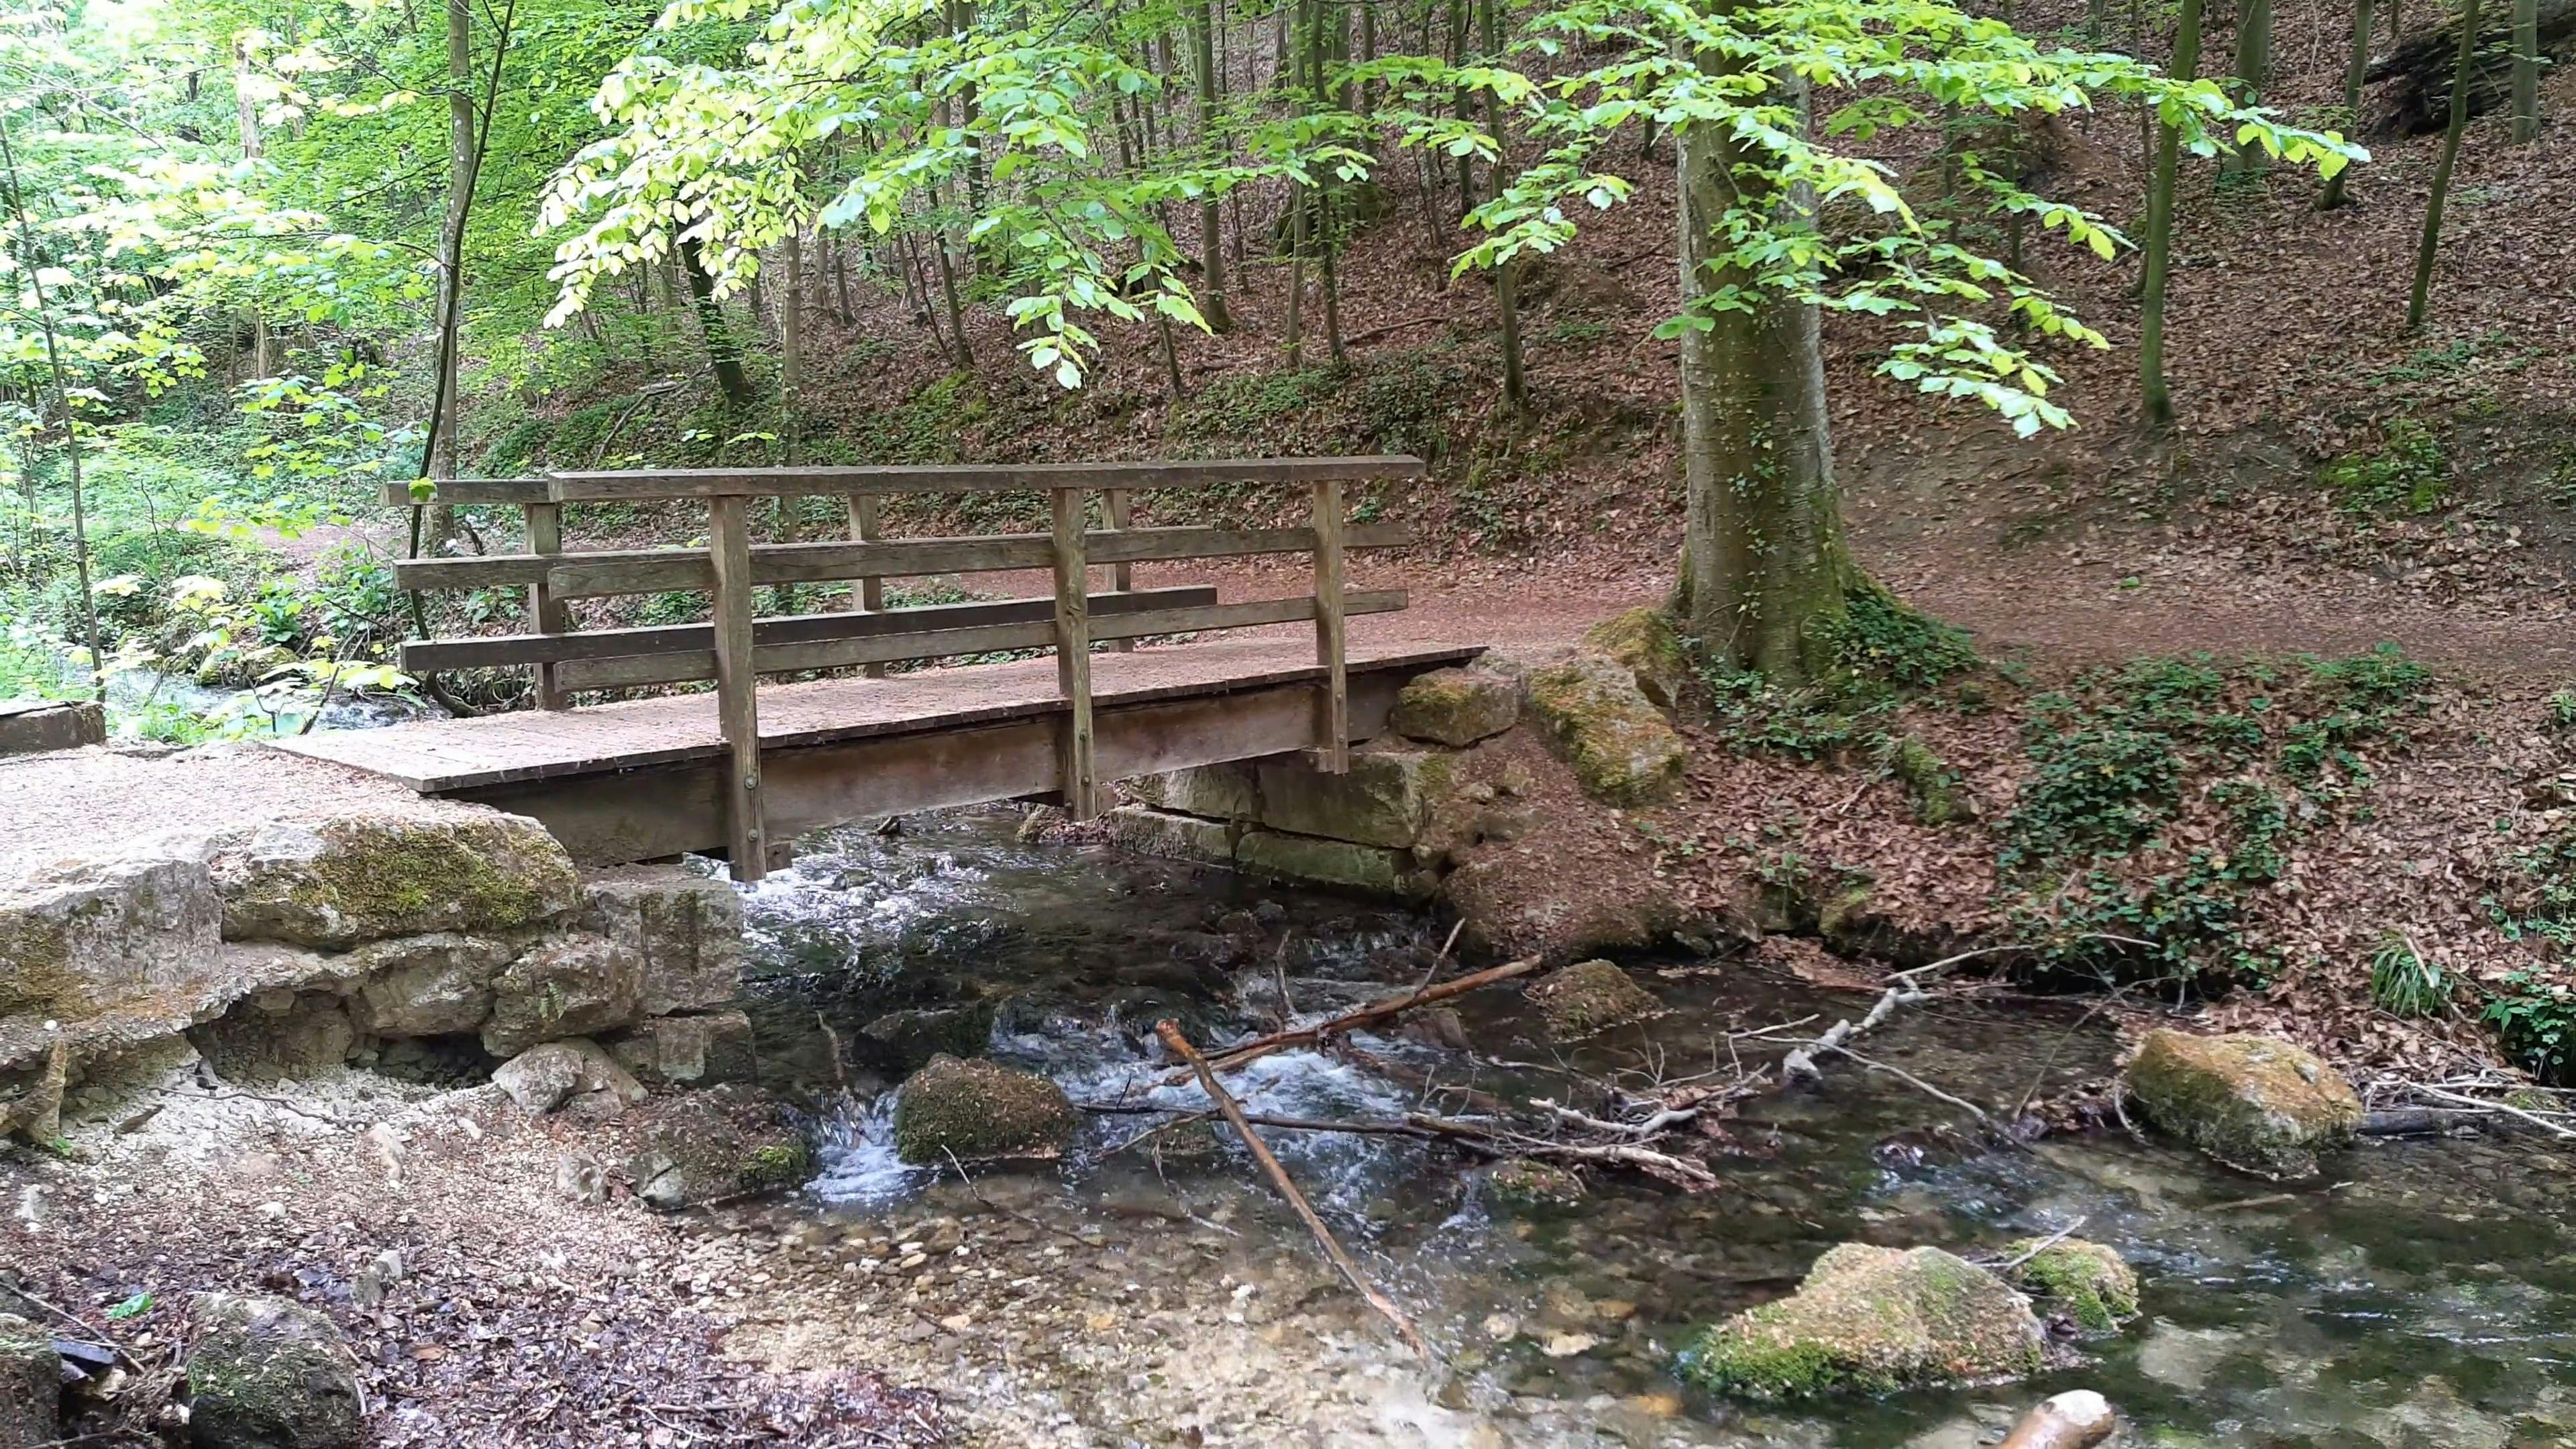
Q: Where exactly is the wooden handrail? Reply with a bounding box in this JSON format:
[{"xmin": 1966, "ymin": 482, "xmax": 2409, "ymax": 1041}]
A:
[
  {"xmin": 392, "ymin": 522, "xmax": 1412, "ymax": 597},
  {"xmin": 379, "ymin": 455, "xmax": 1425, "ymax": 508}
]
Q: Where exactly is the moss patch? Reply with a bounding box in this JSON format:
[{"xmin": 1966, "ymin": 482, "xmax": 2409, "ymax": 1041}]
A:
[
  {"xmin": 1525, "ymin": 959, "xmax": 1659, "ymax": 1040},
  {"xmin": 1523, "ymin": 653, "xmax": 1686, "ymax": 807},
  {"xmin": 1387, "ymin": 666, "xmax": 1521, "ymax": 748},
  {"xmin": 1582, "ymin": 607, "xmax": 1689, "ymax": 709},
  {"xmin": 2125, "ymin": 1028, "xmax": 2362, "ymax": 1178},
  {"xmin": 2006, "ymin": 1238, "xmax": 2140, "ymax": 1334},
  {"xmin": 218, "ymin": 814, "xmax": 582, "ymax": 949},
  {"xmin": 1677, "ymin": 1244, "xmax": 2045, "ymax": 1402},
  {"xmin": 893, "ymin": 1054, "xmax": 1079, "ymax": 1164},
  {"xmin": 1484, "ymin": 1157, "xmax": 1585, "ymax": 1210}
]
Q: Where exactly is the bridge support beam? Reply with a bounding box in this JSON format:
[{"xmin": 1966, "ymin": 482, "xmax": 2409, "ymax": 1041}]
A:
[{"xmin": 708, "ymin": 494, "xmax": 768, "ymax": 881}]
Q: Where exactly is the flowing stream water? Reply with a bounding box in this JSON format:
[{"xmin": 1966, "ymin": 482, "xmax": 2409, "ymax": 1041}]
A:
[{"xmin": 725, "ymin": 808, "xmax": 2576, "ymax": 1448}]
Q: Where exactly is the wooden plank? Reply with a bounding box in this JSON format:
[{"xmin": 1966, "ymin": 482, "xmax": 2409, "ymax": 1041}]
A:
[
  {"xmin": 540, "ymin": 455, "xmax": 1427, "ymax": 502},
  {"xmin": 405, "ymin": 586, "xmax": 1220, "ymax": 675},
  {"xmin": 524, "ymin": 502, "xmax": 570, "ymax": 710},
  {"xmin": 1311, "ymin": 478, "xmax": 1350, "ymax": 773},
  {"xmin": 394, "ymin": 523, "xmax": 1412, "ymax": 598},
  {"xmin": 378, "ymin": 477, "xmax": 551, "ymax": 507},
  {"xmin": 454, "ymin": 667, "xmax": 1421, "ymax": 864},
  {"xmin": 1052, "ymin": 486, "xmax": 1097, "ymax": 819},
  {"xmin": 847, "ymin": 493, "xmax": 885, "ymax": 679},
  {"xmin": 1105, "ymin": 488, "xmax": 1134, "ymax": 653},
  {"xmin": 707, "ymin": 495, "xmax": 766, "ymax": 883},
  {"xmin": 1089, "ymin": 589, "xmax": 1404, "ymax": 643}
]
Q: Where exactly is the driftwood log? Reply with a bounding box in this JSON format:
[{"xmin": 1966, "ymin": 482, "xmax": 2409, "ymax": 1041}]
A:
[
  {"xmin": 1157, "ymin": 957, "xmax": 1538, "ymax": 1085},
  {"xmin": 2369, "ymin": 0, "xmax": 2576, "ymax": 133}
]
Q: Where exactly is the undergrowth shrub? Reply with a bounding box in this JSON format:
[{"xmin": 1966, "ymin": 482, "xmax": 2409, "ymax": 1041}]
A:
[
  {"xmin": 2484, "ymin": 971, "xmax": 2576, "ymax": 1083},
  {"xmin": 2322, "ymin": 418, "xmax": 2449, "ymax": 517},
  {"xmin": 1997, "ymin": 647, "xmax": 2428, "ymax": 992}
]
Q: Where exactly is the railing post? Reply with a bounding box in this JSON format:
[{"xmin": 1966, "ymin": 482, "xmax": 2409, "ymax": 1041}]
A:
[
  {"xmin": 708, "ymin": 494, "xmax": 767, "ymax": 881},
  {"xmin": 1105, "ymin": 487, "xmax": 1134, "ymax": 653},
  {"xmin": 523, "ymin": 502, "xmax": 571, "ymax": 709},
  {"xmin": 846, "ymin": 492, "xmax": 886, "ymax": 679},
  {"xmin": 1051, "ymin": 485, "xmax": 1098, "ymax": 818},
  {"xmin": 1311, "ymin": 477, "xmax": 1349, "ymax": 773}
]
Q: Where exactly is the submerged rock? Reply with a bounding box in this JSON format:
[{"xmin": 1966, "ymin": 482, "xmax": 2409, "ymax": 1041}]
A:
[
  {"xmin": 1388, "ymin": 666, "xmax": 1522, "ymax": 748},
  {"xmin": 1521, "ymin": 653, "xmax": 1687, "ymax": 806},
  {"xmin": 2124, "ymin": 1029, "xmax": 2362, "ymax": 1178},
  {"xmin": 627, "ymin": 1084, "xmax": 814, "ymax": 1210},
  {"xmin": 859, "ymin": 1002, "xmax": 997, "ymax": 1073},
  {"xmin": 0, "ymin": 1312, "xmax": 59, "ymax": 1448},
  {"xmin": 1676, "ymin": 1244, "xmax": 2047, "ymax": 1401},
  {"xmin": 2004, "ymin": 1237, "xmax": 2141, "ymax": 1334},
  {"xmin": 1580, "ymin": 607, "xmax": 1690, "ymax": 710},
  {"xmin": 893, "ymin": 1055, "xmax": 1078, "ymax": 1165},
  {"xmin": 184, "ymin": 1291, "xmax": 364, "ymax": 1449},
  {"xmin": 492, "ymin": 1038, "xmax": 645, "ymax": 1116},
  {"xmin": 1525, "ymin": 959, "xmax": 1659, "ymax": 1039},
  {"xmin": 1482, "ymin": 1157, "xmax": 1585, "ymax": 1210}
]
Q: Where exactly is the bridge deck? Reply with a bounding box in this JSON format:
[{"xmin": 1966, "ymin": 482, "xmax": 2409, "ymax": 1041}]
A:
[{"xmin": 278, "ymin": 635, "xmax": 1481, "ymax": 795}]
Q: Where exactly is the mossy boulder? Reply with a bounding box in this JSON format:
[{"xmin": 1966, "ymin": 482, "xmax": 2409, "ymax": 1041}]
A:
[
  {"xmin": 212, "ymin": 812, "xmax": 581, "ymax": 950},
  {"xmin": 1388, "ymin": 666, "xmax": 1521, "ymax": 747},
  {"xmin": 859, "ymin": 1001, "xmax": 998, "ymax": 1073},
  {"xmin": 1522, "ymin": 653, "xmax": 1687, "ymax": 807},
  {"xmin": 1525, "ymin": 959, "xmax": 1660, "ymax": 1039},
  {"xmin": 1255, "ymin": 747, "xmax": 1458, "ymax": 849},
  {"xmin": 1888, "ymin": 735, "xmax": 1962, "ymax": 825},
  {"xmin": 2124, "ymin": 1029, "xmax": 2363, "ymax": 1178},
  {"xmin": 627, "ymin": 1084, "xmax": 815, "ymax": 1210},
  {"xmin": 0, "ymin": 1312, "xmax": 58, "ymax": 1448},
  {"xmin": 1235, "ymin": 828, "xmax": 1421, "ymax": 898},
  {"xmin": 2005, "ymin": 1238, "xmax": 2140, "ymax": 1334},
  {"xmin": 184, "ymin": 1291, "xmax": 364, "ymax": 1449},
  {"xmin": 1483, "ymin": 1157, "xmax": 1585, "ymax": 1210},
  {"xmin": 893, "ymin": 1054, "xmax": 1079, "ymax": 1164},
  {"xmin": 1581, "ymin": 607, "xmax": 1690, "ymax": 710},
  {"xmin": 1677, "ymin": 1244, "xmax": 2047, "ymax": 1401}
]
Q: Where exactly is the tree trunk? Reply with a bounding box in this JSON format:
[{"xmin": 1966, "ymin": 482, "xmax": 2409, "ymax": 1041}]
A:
[
  {"xmin": 682, "ymin": 243, "xmax": 759, "ymax": 408},
  {"xmin": 2320, "ymin": 0, "xmax": 2375, "ymax": 208},
  {"xmin": 1670, "ymin": 42, "xmax": 1849, "ymax": 682},
  {"xmin": 782, "ymin": 229, "xmax": 803, "ymax": 465},
  {"xmin": 2138, "ymin": 0, "xmax": 2208, "ymax": 429},
  {"xmin": 2513, "ymin": 0, "xmax": 2541, "ymax": 141},
  {"xmin": 235, "ymin": 38, "xmax": 272, "ymax": 380},
  {"xmin": 1190, "ymin": 0, "xmax": 1233, "ymax": 331},
  {"xmin": 433, "ymin": 0, "xmax": 474, "ymax": 486},
  {"xmin": 1477, "ymin": 0, "xmax": 1525, "ymax": 415},
  {"xmin": 2225, "ymin": 0, "xmax": 2273, "ymax": 177},
  {"xmin": 2410, "ymin": 0, "xmax": 2485, "ymax": 329}
]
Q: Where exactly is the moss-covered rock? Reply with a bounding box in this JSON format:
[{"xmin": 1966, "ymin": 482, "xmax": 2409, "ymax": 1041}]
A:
[
  {"xmin": 1254, "ymin": 747, "xmax": 1458, "ymax": 849},
  {"xmin": 627, "ymin": 1084, "xmax": 814, "ymax": 1210},
  {"xmin": 893, "ymin": 1054, "xmax": 1079, "ymax": 1164},
  {"xmin": 212, "ymin": 812, "xmax": 581, "ymax": 950},
  {"xmin": 184, "ymin": 1292, "xmax": 364, "ymax": 1449},
  {"xmin": 0, "ymin": 1311, "xmax": 58, "ymax": 1448},
  {"xmin": 2005, "ymin": 1238, "xmax": 2140, "ymax": 1334},
  {"xmin": 1676, "ymin": 1244, "xmax": 2047, "ymax": 1401},
  {"xmin": 859, "ymin": 1001, "xmax": 998, "ymax": 1073},
  {"xmin": 1388, "ymin": 666, "xmax": 1522, "ymax": 747},
  {"xmin": 1888, "ymin": 735, "xmax": 1962, "ymax": 825},
  {"xmin": 1522, "ymin": 653, "xmax": 1687, "ymax": 807},
  {"xmin": 2125, "ymin": 1029, "xmax": 2362, "ymax": 1178},
  {"xmin": 1124, "ymin": 761, "xmax": 1263, "ymax": 820},
  {"xmin": 1483, "ymin": 1157, "xmax": 1585, "ymax": 1210},
  {"xmin": 1, "ymin": 851, "xmax": 221, "ymax": 1020},
  {"xmin": 1525, "ymin": 959, "xmax": 1660, "ymax": 1039},
  {"xmin": 1582, "ymin": 607, "xmax": 1690, "ymax": 710}
]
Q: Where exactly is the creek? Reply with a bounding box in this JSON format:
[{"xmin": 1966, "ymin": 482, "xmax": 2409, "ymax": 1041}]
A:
[{"xmin": 727, "ymin": 808, "xmax": 2576, "ymax": 1448}]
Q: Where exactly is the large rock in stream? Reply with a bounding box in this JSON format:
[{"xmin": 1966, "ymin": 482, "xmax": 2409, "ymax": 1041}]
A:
[
  {"xmin": 1677, "ymin": 1244, "xmax": 2047, "ymax": 1401},
  {"xmin": 2123, "ymin": 1028, "xmax": 2362, "ymax": 1178},
  {"xmin": 893, "ymin": 1055, "xmax": 1079, "ymax": 1164}
]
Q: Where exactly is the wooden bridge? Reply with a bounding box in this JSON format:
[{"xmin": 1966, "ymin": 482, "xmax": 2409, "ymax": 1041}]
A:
[{"xmin": 280, "ymin": 457, "xmax": 1477, "ymax": 881}]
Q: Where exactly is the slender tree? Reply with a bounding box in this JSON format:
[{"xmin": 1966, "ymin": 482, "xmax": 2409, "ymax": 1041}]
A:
[
  {"xmin": 2320, "ymin": 0, "xmax": 2376, "ymax": 209},
  {"xmin": 2511, "ymin": 0, "xmax": 2541, "ymax": 142},
  {"xmin": 1188, "ymin": 0, "xmax": 1232, "ymax": 330},
  {"xmin": 2223, "ymin": 0, "xmax": 2273, "ymax": 178},
  {"xmin": 0, "ymin": 113, "xmax": 102, "ymax": 698},
  {"xmin": 2409, "ymin": 0, "xmax": 2486, "ymax": 329},
  {"xmin": 2139, "ymin": 0, "xmax": 2209, "ymax": 428}
]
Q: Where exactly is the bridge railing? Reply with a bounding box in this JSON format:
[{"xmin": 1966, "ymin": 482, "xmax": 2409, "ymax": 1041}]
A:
[{"xmin": 384, "ymin": 456, "xmax": 1425, "ymax": 880}]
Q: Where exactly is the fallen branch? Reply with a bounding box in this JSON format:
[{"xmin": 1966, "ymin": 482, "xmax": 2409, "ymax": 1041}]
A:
[
  {"xmin": 1826, "ymin": 1044, "xmax": 1996, "ymax": 1128},
  {"xmin": 1156, "ymin": 1020, "xmax": 1431, "ymax": 1360},
  {"xmin": 1996, "ymin": 1218, "xmax": 2086, "ymax": 1271},
  {"xmin": 2408, "ymin": 1083, "xmax": 2576, "ymax": 1140},
  {"xmin": 1781, "ymin": 985, "xmax": 1925, "ymax": 1084},
  {"xmin": 1406, "ymin": 1114, "xmax": 1723, "ymax": 1192},
  {"xmin": 1159, "ymin": 957, "xmax": 1539, "ymax": 1085},
  {"xmin": 0, "ymin": 1281, "xmax": 143, "ymax": 1373}
]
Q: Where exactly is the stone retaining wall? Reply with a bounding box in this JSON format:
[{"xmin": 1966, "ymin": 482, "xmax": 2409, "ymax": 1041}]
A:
[{"xmin": 0, "ymin": 804, "xmax": 749, "ymax": 1142}]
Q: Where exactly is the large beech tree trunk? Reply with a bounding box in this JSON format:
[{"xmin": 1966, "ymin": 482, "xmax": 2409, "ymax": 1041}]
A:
[{"xmin": 1670, "ymin": 42, "xmax": 1849, "ymax": 682}]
